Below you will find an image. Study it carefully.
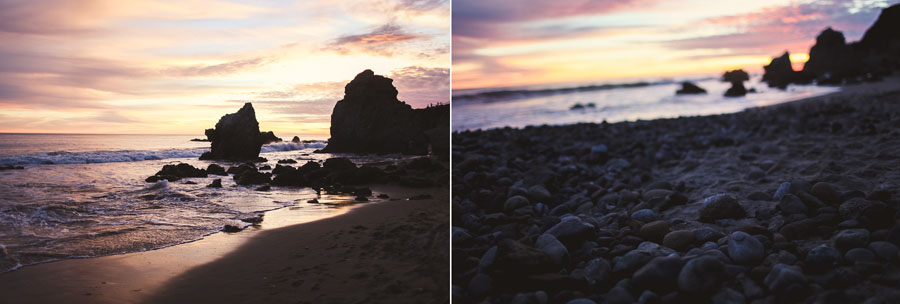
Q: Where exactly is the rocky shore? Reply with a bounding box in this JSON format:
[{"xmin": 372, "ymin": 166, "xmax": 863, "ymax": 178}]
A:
[{"xmin": 451, "ymin": 79, "xmax": 900, "ymax": 303}]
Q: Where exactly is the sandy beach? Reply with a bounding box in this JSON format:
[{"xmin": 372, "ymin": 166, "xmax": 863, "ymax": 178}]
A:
[
  {"xmin": 0, "ymin": 185, "xmax": 448, "ymax": 304},
  {"xmin": 452, "ymin": 78, "xmax": 900, "ymax": 303}
]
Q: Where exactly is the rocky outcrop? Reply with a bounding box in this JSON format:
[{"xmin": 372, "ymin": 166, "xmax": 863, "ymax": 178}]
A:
[
  {"xmin": 321, "ymin": 70, "xmax": 449, "ymax": 156},
  {"xmin": 675, "ymin": 82, "xmax": 706, "ymax": 95},
  {"xmin": 199, "ymin": 103, "xmax": 277, "ymax": 161},
  {"xmin": 291, "ymin": 136, "xmax": 301, "ymax": 143},
  {"xmin": 802, "ymin": 28, "xmax": 860, "ymax": 85},
  {"xmin": 259, "ymin": 131, "xmax": 282, "ymax": 144},
  {"xmin": 722, "ymin": 69, "xmax": 749, "ymax": 97},
  {"xmin": 762, "ymin": 52, "xmax": 796, "ymax": 89},
  {"xmin": 854, "ymin": 4, "xmax": 900, "ymax": 75}
]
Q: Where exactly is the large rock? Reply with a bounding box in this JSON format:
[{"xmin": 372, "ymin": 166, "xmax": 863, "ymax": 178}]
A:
[
  {"xmin": 199, "ymin": 103, "xmax": 277, "ymax": 161},
  {"xmin": 722, "ymin": 69, "xmax": 749, "ymax": 97},
  {"xmin": 321, "ymin": 70, "xmax": 449, "ymax": 156},
  {"xmin": 762, "ymin": 52, "xmax": 795, "ymax": 89},
  {"xmin": 675, "ymin": 82, "xmax": 706, "ymax": 94},
  {"xmin": 802, "ymin": 28, "xmax": 860, "ymax": 84}
]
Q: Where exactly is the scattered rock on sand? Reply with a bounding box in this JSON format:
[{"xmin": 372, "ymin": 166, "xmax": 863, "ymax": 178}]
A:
[
  {"xmin": 699, "ymin": 194, "xmax": 745, "ymax": 222},
  {"xmin": 678, "ymin": 256, "xmax": 725, "ymax": 294},
  {"xmin": 727, "ymin": 231, "xmax": 765, "ymax": 264}
]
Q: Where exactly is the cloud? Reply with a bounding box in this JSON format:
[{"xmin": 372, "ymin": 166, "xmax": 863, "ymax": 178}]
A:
[
  {"xmin": 167, "ymin": 57, "xmax": 272, "ymax": 77},
  {"xmin": 389, "ymin": 66, "xmax": 449, "ymax": 105},
  {"xmin": 394, "ymin": 0, "xmax": 448, "ymax": 12},
  {"xmin": 326, "ymin": 23, "xmax": 421, "ymax": 56},
  {"xmin": 452, "ymin": 0, "xmax": 642, "ymax": 39}
]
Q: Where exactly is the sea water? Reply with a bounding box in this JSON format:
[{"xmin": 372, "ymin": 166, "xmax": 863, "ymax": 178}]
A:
[
  {"xmin": 452, "ymin": 75, "xmax": 841, "ymax": 131},
  {"xmin": 0, "ymin": 134, "xmax": 405, "ymax": 272}
]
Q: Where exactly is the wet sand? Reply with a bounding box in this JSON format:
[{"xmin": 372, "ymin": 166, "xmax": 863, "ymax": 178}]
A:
[{"xmin": 0, "ymin": 185, "xmax": 448, "ymax": 304}]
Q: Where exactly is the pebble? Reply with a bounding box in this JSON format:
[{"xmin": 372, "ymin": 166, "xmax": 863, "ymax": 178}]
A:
[
  {"xmin": 639, "ymin": 220, "xmax": 669, "ymax": 243},
  {"xmin": 773, "ymin": 182, "xmax": 792, "ymax": 201},
  {"xmin": 693, "ymin": 227, "xmax": 725, "ymax": 243},
  {"xmin": 764, "ymin": 263, "xmax": 807, "ymax": 294},
  {"xmin": 467, "ymin": 273, "xmax": 492, "ymax": 299},
  {"xmin": 663, "ymin": 230, "xmax": 696, "ymax": 251},
  {"xmin": 511, "ymin": 291, "xmax": 548, "ymax": 304},
  {"xmin": 868, "ymin": 241, "xmax": 899, "ymax": 261},
  {"xmin": 504, "ymin": 195, "xmax": 530, "ymax": 213},
  {"xmin": 631, "ymin": 256, "xmax": 683, "ymax": 292},
  {"xmin": 804, "ymin": 244, "xmax": 840, "ymax": 272},
  {"xmin": 678, "ymin": 256, "xmax": 725, "ymax": 294},
  {"xmin": 699, "ymin": 194, "xmax": 746, "ymax": 222},
  {"xmin": 536, "ymin": 234, "xmax": 569, "ymax": 266},
  {"xmin": 566, "ymin": 299, "xmax": 596, "ymax": 304},
  {"xmin": 844, "ymin": 248, "xmax": 876, "ymax": 264},
  {"xmin": 833, "ymin": 229, "xmax": 870, "ymax": 251},
  {"xmin": 631, "ymin": 209, "xmax": 658, "ymax": 223},
  {"xmin": 583, "ymin": 258, "xmax": 611, "ymax": 287},
  {"xmin": 545, "ymin": 216, "xmax": 595, "ymax": 245},
  {"xmin": 712, "ymin": 287, "xmax": 746, "ymax": 304},
  {"xmin": 604, "ymin": 287, "xmax": 634, "ymax": 304},
  {"xmin": 727, "ymin": 231, "xmax": 765, "ymax": 264},
  {"xmin": 747, "ymin": 191, "xmax": 771, "ymax": 201},
  {"xmin": 527, "ymin": 185, "xmax": 553, "ymax": 203},
  {"xmin": 777, "ymin": 195, "xmax": 807, "ymax": 215}
]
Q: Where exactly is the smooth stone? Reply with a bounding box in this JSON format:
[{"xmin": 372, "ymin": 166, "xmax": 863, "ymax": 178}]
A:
[
  {"xmin": 699, "ymin": 194, "xmax": 746, "ymax": 222},
  {"xmin": 777, "ymin": 195, "xmax": 807, "ymax": 215},
  {"xmin": 763, "ymin": 263, "xmax": 807, "ymax": 293},
  {"xmin": 728, "ymin": 231, "xmax": 765, "ymax": 265},
  {"xmin": 748, "ymin": 191, "xmax": 771, "ymax": 201},
  {"xmin": 804, "ymin": 244, "xmax": 840, "ymax": 272},
  {"xmin": 479, "ymin": 246, "xmax": 498, "ymax": 269},
  {"xmin": 536, "ymin": 234, "xmax": 569, "ymax": 266},
  {"xmin": 678, "ymin": 256, "xmax": 725, "ymax": 294},
  {"xmin": 639, "ymin": 220, "xmax": 670, "ymax": 243},
  {"xmin": 527, "ymin": 185, "xmax": 552, "ymax": 203},
  {"xmin": 833, "ymin": 229, "xmax": 870, "ymax": 251},
  {"xmin": 631, "ymin": 256, "xmax": 684, "ymax": 292},
  {"xmin": 773, "ymin": 182, "xmax": 792, "ymax": 201},
  {"xmin": 583, "ymin": 258, "xmax": 611, "ymax": 287},
  {"xmin": 566, "ymin": 299, "xmax": 596, "ymax": 304},
  {"xmin": 510, "ymin": 291, "xmax": 549, "ymax": 304},
  {"xmin": 868, "ymin": 241, "xmax": 899, "ymax": 261},
  {"xmin": 504, "ymin": 195, "xmax": 531, "ymax": 213},
  {"xmin": 546, "ymin": 216, "xmax": 595, "ymax": 245},
  {"xmin": 604, "ymin": 287, "xmax": 634, "ymax": 304},
  {"xmin": 631, "ymin": 209, "xmax": 658, "ymax": 223},
  {"xmin": 693, "ymin": 227, "xmax": 726, "ymax": 243},
  {"xmin": 844, "ymin": 248, "xmax": 876, "ymax": 264},
  {"xmin": 663, "ymin": 230, "xmax": 696, "ymax": 251}
]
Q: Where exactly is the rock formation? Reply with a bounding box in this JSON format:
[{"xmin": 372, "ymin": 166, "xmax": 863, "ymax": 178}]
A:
[
  {"xmin": 199, "ymin": 103, "xmax": 276, "ymax": 161},
  {"xmin": 762, "ymin": 52, "xmax": 796, "ymax": 89},
  {"xmin": 291, "ymin": 136, "xmax": 301, "ymax": 143},
  {"xmin": 802, "ymin": 28, "xmax": 860, "ymax": 85},
  {"xmin": 675, "ymin": 82, "xmax": 706, "ymax": 95},
  {"xmin": 259, "ymin": 131, "xmax": 282, "ymax": 144},
  {"xmin": 321, "ymin": 70, "xmax": 449, "ymax": 156},
  {"xmin": 722, "ymin": 69, "xmax": 749, "ymax": 97}
]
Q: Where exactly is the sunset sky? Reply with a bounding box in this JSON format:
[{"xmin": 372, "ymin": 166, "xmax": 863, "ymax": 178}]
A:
[
  {"xmin": 453, "ymin": 0, "xmax": 897, "ymax": 90},
  {"xmin": 0, "ymin": 0, "xmax": 449, "ymax": 136}
]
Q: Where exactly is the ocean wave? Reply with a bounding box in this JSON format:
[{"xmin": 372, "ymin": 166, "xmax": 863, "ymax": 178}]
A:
[
  {"xmin": 453, "ymin": 81, "xmax": 670, "ymax": 103},
  {"xmin": 0, "ymin": 141, "xmax": 327, "ymax": 166}
]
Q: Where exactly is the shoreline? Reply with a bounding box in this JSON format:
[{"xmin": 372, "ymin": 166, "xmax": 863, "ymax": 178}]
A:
[
  {"xmin": 452, "ymin": 77, "xmax": 900, "ymax": 302},
  {"xmin": 0, "ymin": 184, "xmax": 448, "ymax": 304}
]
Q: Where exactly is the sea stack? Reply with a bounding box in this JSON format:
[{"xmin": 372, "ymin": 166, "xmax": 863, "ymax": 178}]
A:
[
  {"xmin": 322, "ymin": 70, "xmax": 449, "ymax": 156},
  {"xmin": 762, "ymin": 52, "xmax": 795, "ymax": 89},
  {"xmin": 722, "ymin": 69, "xmax": 749, "ymax": 97},
  {"xmin": 802, "ymin": 28, "xmax": 858, "ymax": 85},
  {"xmin": 200, "ymin": 103, "xmax": 272, "ymax": 161}
]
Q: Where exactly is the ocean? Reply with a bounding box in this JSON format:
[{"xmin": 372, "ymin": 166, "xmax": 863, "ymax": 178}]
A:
[
  {"xmin": 0, "ymin": 134, "xmax": 404, "ymax": 272},
  {"xmin": 452, "ymin": 75, "xmax": 841, "ymax": 131}
]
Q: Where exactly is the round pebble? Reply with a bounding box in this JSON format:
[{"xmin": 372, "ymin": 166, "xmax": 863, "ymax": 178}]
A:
[{"xmin": 727, "ymin": 231, "xmax": 765, "ymax": 264}]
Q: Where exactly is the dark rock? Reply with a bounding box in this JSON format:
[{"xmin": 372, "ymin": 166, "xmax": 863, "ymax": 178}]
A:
[
  {"xmin": 526, "ymin": 185, "xmax": 552, "ymax": 203},
  {"xmin": 712, "ymin": 287, "xmax": 746, "ymax": 304},
  {"xmin": 764, "ymin": 264, "xmax": 808, "ymax": 297},
  {"xmin": 777, "ymin": 194, "xmax": 808, "ymax": 215},
  {"xmin": 699, "ymin": 194, "xmax": 745, "ymax": 222},
  {"xmin": 868, "ymin": 241, "xmax": 899, "ymax": 261},
  {"xmin": 779, "ymin": 219, "xmax": 815, "ymax": 240},
  {"xmin": 321, "ymin": 70, "xmax": 449, "ymax": 155},
  {"xmin": 805, "ymin": 244, "xmax": 840, "ymax": 272},
  {"xmin": 467, "ymin": 273, "xmax": 492, "ymax": 299},
  {"xmin": 323, "ymin": 157, "xmax": 357, "ymax": 171},
  {"xmin": 722, "ymin": 70, "xmax": 749, "ymax": 97},
  {"xmin": 491, "ymin": 239, "xmax": 555, "ymax": 276},
  {"xmin": 678, "ymin": 256, "xmax": 725, "ymax": 294},
  {"xmin": 255, "ymin": 185, "xmax": 270, "ymax": 191},
  {"xmin": 773, "ymin": 182, "xmax": 792, "ymax": 201},
  {"xmin": 631, "ymin": 256, "xmax": 683, "ymax": 292},
  {"xmin": 0, "ymin": 165, "xmax": 24, "ymax": 170},
  {"xmin": 545, "ymin": 216, "xmax": 595, "ymax": 246},
  {"xmin": 663, "ymin": 230, "xmax": 696, "ymax": 251},
  {"xmin": 762, "ymin": 52, "xmax": 797, "ymax": 89},
  {"xmin": 748, "ymin": 191, "xmax": 771, "ymax": 201},
  {"xmin": 291, "ymin": 136, "xmax": 301, "ymax": 143},
  {"xmin": 727, "ymin": 231, "xmax": 765, "ymax": 265},
  {"xmin": 802, "ymin": 27, "xmax": 859, "ymax": 84},
  {"xmin": 259, "ymin": 131, "xmax": 282, "ymax": 144},
  {"xmin": 206, "ymin": 164, "xmax": 227, "ymax": 176},
  {"xmin": 536, "ymin": 234, "xmax": 569, "ymax": 266},
  {"xmin": 277, "ymin": 159, "xmax": 297, "ymax": 164},
  {"xmin": 583, "ymin": 258, "xmax": 611, "ymax": 287},
  {"xmin": 630, "ymin": 209, "xmax": 658, "ymax": 223},
  {"xmin": 200, "ymin": 103, "xmax": 275, "ymax": 161},
  {"xmin": 639, "ymin": 220, "xmax": 669, "ymax": 243},
  {"xmin": 504, "ymin": 195, "xmax": 530, "ymax": 213},
  {"xmin": 693, "ymin": 227, "xmax": 725, "ymax": 243},
  {"xmin": 153, "ymin": 163, "xmax": 207, "ymax": 178},
  {"xmin": 833, "ymin": 229, "xmax": 870, "ymax": 251},
  {"xmin": 844, "ymin": 248, "xmax": 876, "ymax": 264},
  {"xmin": 207, "ymin": 179, "xmax": 222, "ymax": 188},
  {"xmin": 604, "ymin": 287, "xmax": 634, "ymax": 304},
  {"xmin": 234, "ymin": 169, "xmax": 271, "ymax": 185},
  {"xmin": 222, "ymin": 225, "xmax": 243, "ymax": 233},
  {"xmin": 676, "ymin": 82, "xmax": 706, "ymax": 94}
]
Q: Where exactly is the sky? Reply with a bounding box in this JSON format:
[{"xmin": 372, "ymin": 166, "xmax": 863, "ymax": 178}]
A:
[
  {"xmin": 0, "ymin": 0, "xmax": 449, "ymax": 137},
  {"xmin": 453, "ymin": 0, "xmax": 898, "ymax": 90}
]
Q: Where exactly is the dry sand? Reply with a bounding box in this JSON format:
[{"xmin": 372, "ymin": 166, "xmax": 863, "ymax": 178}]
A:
[{"xmin": 0, "ymin": 185, "xmax": 449, "ymax": 304}]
